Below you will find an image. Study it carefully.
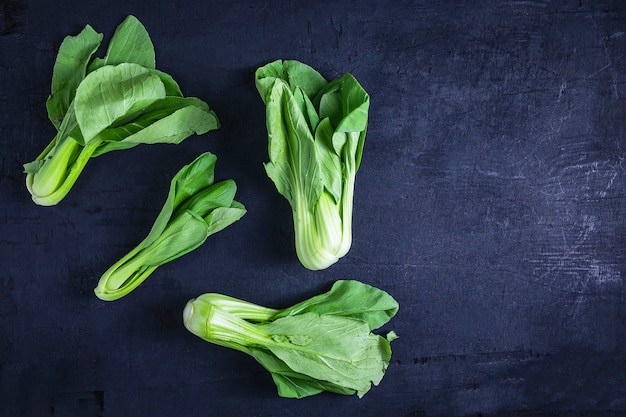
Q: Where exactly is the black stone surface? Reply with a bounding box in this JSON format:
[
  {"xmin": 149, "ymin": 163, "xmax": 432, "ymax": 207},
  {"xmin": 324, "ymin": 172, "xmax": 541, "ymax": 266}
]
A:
[{"xmin": 1, "ymin": 1, "xmax": 625, "ymax": 416}]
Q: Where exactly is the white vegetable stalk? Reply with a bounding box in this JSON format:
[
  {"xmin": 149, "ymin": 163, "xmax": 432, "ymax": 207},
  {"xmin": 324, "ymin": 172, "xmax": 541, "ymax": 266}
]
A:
[
  {"xmin": 295, "ymin": 191, "xmax": 342, "ymax": 270},
  {"xmin": 183, "ymin": 297, "xmax": 267, "ymax": 354}
]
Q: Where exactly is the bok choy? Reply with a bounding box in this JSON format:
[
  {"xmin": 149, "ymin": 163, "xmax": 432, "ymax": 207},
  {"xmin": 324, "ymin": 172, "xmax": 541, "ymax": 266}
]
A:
[
  {"xmin": 94, "ymin": 152, "xmax": 246, "ymax": 301},
  {"xmin": 255, "ymin": 60, "xmax": 369, "ymax": 270},
  {"xmin": 24, "ymin": 15, "xmax": 219, "ymax": 206},
  {"xmin": 183, "ymin": 279, "xmax": 398, "ymax": 398}
]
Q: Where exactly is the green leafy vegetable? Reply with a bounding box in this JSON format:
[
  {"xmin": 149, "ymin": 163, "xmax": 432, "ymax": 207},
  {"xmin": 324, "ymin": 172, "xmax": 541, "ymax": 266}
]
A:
[
  {"xmin": 25, "ymin": 15, "xmax": 219, "ymax": 206},
  {"xmin": 183, "ymin": 280, "xmax": 398, "ymax": 398},
  {"xmin": 255, "ymin": 60, "xmax": 370, "ymax": 270},
  {"xmin": 94, "ymin": 152, "xmax": 246, "ymax": 301}
]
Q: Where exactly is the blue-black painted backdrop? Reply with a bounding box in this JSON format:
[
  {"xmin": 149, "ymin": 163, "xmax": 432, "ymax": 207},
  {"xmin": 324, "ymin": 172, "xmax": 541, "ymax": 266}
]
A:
[{"xmin": 1, "ymin": 0, "xmax": 625, "ymax": 416}]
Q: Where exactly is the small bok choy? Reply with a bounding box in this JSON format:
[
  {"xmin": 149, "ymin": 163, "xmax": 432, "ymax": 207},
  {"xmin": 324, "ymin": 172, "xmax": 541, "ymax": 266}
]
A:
[
  {"xmin": 255, "ymin": 60, "xmax": 369, "ymax": 270},
  {"xmin": 24, "ymin": 15, "xmax": 219, "ymax": 206},
  {"xmin": 183, "ymin": 279, "xmax": 398, "ymax": 398},
  {"xmin": 94, "ymin": 152, "xmax": 246, "ymax": 301}
]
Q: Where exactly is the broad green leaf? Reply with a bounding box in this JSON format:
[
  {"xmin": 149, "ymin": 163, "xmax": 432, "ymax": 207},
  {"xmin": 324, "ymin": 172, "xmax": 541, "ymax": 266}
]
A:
[
  {"xmin": 336, "ymin": 73, "xmax": 370, "ymax": 133},
  {"xmin": 332, "ymin": 130, "xmax": 364, "ymax": 172},
  {"xmin": 138, "ymin": 153, "xmax": 244, "ymax": 251},
  {"xmin": 262, "ymin": 313, "xmax": 391, "ymax": 396},
  {"xmin": 314, "ymin": 117, "xmax": 342, "ymax": 202},
  {"xmin": 88, "ymin": 15, "xmax": 155, "ymax": 72},
  {"xmin": 74, "ymin": 63, "xmax": 166, "ymax": 144},
  {"xmin": 151, "ymin": 69, "xmax": 183, "ymax": 97},
  {"xmin": 291, "ymin": 87, "xmax": 319, "ymax": 132},
  {"xmin": 323, "ymin": 74, "xmax": 368, "ymax": 171},
  {"xmin": 316, "ymin": 80, "xmax": 341, "ymax": 126},
  {"xmin": 255, "ymin": 59, "xmax": 328, "ymax": 105},
  {"xmin": 250, "ymin": 348, "xmax": 356, "ymax": 398},
  {"xmin": 263, "ymin": 84, "xmax": 294, "ymax": 203},
  {"xmin": 174, "ymin": 179, "xmax": 237, "ymax": 219},
  {"xmin": 336, "ymin": 98, "xmax": 369, "ymax": 132},
  {"xmin": 92, "ymin": 98, "xmax": 219, "ymax": 156},
  {"xmin": 107, "ymin": 96, "xmax": 209, "ymax": 131},
  {"xmin": 46, "ymin": 24, "xmax": 103, "ymax": 129},
  {"xmin": 171, "ymin": 152, "xmax": 218, "ymax": 208},
  {"xmin": 282, "ymin": 60, "xmax": 328, "ymax": 99},
  {"xmin": 264, "ymin": 80, "xmax": 291, "ymax": 165},
  {"xmin": 303, "ymin": 92, "xmax": 320, "ymax": 131},
  {"xmin": 204, "ymin": 205, "xmax": 247, "ymax": 236},
  {"xmin": 331, "ymin": 131, "xmax": 347, "ymax": 158},
  {"xmin": 254, "ymin": 60, "xmax": 286, "ymax": 103},
  {"xmin": 141, "ymin": 211, "xmax": 209, "ymax": 265},
  {"xmin": 270, "ymin": 372, "xmax": 356, "ymax": 398},
  {"xmin": 270, "ymin": 373, "xmax": 326, "ymax": 398},
  {"xmin": 282, "ymin": 84, "xmax": 323, "ymax": 209},
  {"xmin": 264, "ymin": 80, "xmax": 322, "ymax": 208},
  {"xmin": 275, "ymin": 280, "xmax": 399, "ymax": 331},
  {"xmin": 142, "ymin": 152, "xmax": 218, "ymax": 248}
]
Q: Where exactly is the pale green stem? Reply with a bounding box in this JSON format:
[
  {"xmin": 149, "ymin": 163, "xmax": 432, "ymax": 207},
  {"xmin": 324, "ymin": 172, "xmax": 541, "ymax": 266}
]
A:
[
  {"xmin": 191, "ymin": 294, "xmax": 280, "ymax": 322},
  {"xmin": 183, "ymin": 299, "xmax": 273, "ymax": 353},
  {"xmin": 336, "ymin": 166, "xmax": 356, "ymax": 259},
  {"xmin": 314, "ymin": 191, "xmax": 343, "ymax": 257},
  {"xmin": 26, "ymin": 137, "xmax": 101, "ymax": 206},
  {"xmin": 94, "ymin": 245, "xmax": 157, "ymax": 301},
  {"xmin": 293, "ymin": 193, "xmax": 339, "ymax": 270}
]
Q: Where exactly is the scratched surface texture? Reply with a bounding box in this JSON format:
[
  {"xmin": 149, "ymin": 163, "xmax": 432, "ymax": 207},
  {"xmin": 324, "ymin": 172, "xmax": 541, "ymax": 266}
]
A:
[{"xmin": 0, "ymin": 0, "xmax": 625, "ymax": 416}]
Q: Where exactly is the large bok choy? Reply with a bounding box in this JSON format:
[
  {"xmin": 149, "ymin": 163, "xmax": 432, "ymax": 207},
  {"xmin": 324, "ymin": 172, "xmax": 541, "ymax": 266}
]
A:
[
  {"xmin": 255, "ymin": 60, "xmax": 369, "ymax": 270},
  {"xmin": 183, "ymin": 280, "xmax": 398, "ymax": 398},
  {"xmin": 94, "ymin": 152, "xmax": 246, "ymax": 301},
  {"xmin": 24, "ymin": 15, "xmax": 219, "ymax": 206}
]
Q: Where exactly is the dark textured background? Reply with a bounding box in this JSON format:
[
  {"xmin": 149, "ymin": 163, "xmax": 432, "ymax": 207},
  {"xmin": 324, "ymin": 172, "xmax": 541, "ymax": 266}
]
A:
[{"xmin": 1, "ymin": 0, "xmax": 625, "ymax": 416}]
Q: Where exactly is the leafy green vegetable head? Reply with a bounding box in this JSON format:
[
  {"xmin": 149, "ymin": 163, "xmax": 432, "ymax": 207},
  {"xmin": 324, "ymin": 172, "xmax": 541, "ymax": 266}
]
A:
[
  {"xmin": 25, "ymin": 15, "xmax": 219, "ymax": 206},
  {"xmin": 94, "ymin": 152, "xmax": 246, "ymax": 301},
  {"xmin": 255, "ymin": 60, "xmax": 370, "ymax": 270},
  {"xmin": 183, "ymin": 280, "xmax": 398, "ymax": 399}
]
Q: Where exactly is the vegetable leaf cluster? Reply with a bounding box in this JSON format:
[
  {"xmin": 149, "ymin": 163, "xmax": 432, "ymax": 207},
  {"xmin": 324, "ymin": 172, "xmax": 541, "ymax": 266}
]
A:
[
  {"xmin": 94, "ymin": 152, "xmax": 246, "ymax": 301},
  {"xmin": 255, "ymin": 60, "xmax": 369, "ymax": 270},
  {"xmin": 183, "ymin": 280, "xmax": 398, "ymax": 398},
  {"xmin": 23, "ymin": 15, "xmax": 398, "ymax": 398},
  {"xmin": 24, "ymin": 15, "xmax": 219, "ymax": 206}
]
